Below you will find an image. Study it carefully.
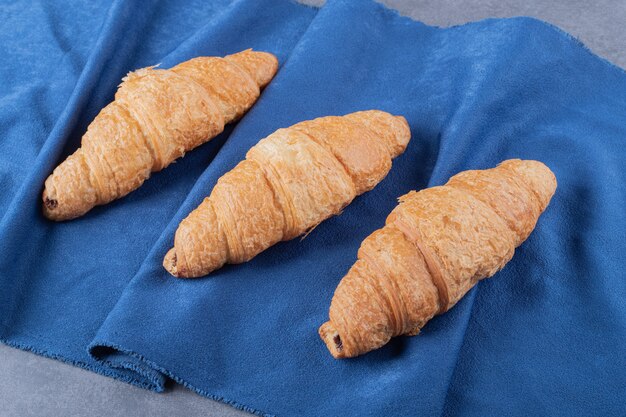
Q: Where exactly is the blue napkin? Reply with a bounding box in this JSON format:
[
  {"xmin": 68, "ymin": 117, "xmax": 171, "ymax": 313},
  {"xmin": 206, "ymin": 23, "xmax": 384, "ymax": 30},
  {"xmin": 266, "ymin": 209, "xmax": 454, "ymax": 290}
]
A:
[
  {"xmin": 0, "ymin": 0, "xmax": 317, "ymax": 389},
  {"xmin": 2, "ymin": 0, "xmax": 626, "ymax": 416}
]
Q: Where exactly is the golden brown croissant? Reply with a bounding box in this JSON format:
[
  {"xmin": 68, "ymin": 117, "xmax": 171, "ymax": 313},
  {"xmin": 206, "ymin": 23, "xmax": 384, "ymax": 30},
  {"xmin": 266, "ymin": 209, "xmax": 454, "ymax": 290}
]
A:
[
  {"xmin": 42, "ymin": 49, "xmax": 278, "ymax": 221},
  {"xmin": 163, "ymin": 110, "xmax": 411, "ymax": 278},
  {"xmin": 319, "ymin": 159, "xmax": 557, "ymax": 358}
]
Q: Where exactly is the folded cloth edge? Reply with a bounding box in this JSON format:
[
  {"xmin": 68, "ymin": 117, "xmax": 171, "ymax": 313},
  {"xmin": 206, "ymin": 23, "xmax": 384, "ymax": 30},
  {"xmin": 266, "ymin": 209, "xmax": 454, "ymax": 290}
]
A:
[{"xmin": 89, "ymin": 341, "xmax": 275, "ymax": 417}]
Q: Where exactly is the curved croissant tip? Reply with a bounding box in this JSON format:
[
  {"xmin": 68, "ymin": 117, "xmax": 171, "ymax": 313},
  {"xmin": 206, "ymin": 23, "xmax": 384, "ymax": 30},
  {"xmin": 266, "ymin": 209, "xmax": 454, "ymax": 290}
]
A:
[
  {"xmin": 396, "ymin": 114, "xmax": 410, "ymax": 133},
  {"xmin": 250, "ymin": 50, "xmax": 279, "ymax": 88},
  {"xmin": 228, "ymin": 49, "xmax": 279, "ymax": 89},
  {"xmin": 499, "ymin": 158, "xmax": 558, "ymax": 207},
  {"xmin": 42, "ymin": 188, "xmax": 63, "ymax": 221},
  {"xmin": 163, "ymin": 248, "xmax": 180, "ymax": 277},
  {"xmin": 250, "ymin": 50, "xmax": 279, "ymax": 65},
  {"xmin": 319, "ymin": 321, "xmax": 346, "ymax": 359},
  {"xmin": 392, "ymin": 115, "xmax": 411, "ymax": 157}
]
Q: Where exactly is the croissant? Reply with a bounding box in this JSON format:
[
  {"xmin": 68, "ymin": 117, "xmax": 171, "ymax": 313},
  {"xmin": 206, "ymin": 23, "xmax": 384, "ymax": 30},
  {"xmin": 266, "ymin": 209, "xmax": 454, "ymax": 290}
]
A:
[
  {"xmin": 319, "ymin": 159, "xmax": 557, "ymax": 358},
  {"xmin": 42, "ymin": 49, "xmax": 278, "ymax": 221},
  {"xmin": 163, "ymin": 110, "xmax": 411, "ymax": 278}
]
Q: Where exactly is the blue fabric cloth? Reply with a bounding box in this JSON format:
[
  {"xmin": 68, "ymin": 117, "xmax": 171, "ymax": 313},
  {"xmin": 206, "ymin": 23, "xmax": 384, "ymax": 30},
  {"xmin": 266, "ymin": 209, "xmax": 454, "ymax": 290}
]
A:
[
  {"xmin": 1, "ymin": 0, "xmax": 625, "ymax": 415},
  {"xmin": 0, "ymin": 0, "xmax": 317, "ymax": 391}
]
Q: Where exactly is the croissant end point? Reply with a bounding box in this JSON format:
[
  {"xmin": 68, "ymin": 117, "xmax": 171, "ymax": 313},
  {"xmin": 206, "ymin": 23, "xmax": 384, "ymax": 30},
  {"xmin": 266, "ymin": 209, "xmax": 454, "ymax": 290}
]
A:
[
  {"xmin": 319, "ymin": 321, "xmax": 346, "ymax": 359},
  {"xmin": 396, "ymin": 115, "xmax": 410, "ymax": 135},
  {"xmin": 163, "ymin": 248, "xmax": 181, "ymax": 277},
  {"xmin": 42, "ymin": 189, "xmax": 62, "ymax": 221},
  {"xmin": 392, "ymin": 115, "xmax": 411, "ymax": 158},
  {"xmin": 253, "ymin": 51, "xmax": 279, "ymax": 88}
]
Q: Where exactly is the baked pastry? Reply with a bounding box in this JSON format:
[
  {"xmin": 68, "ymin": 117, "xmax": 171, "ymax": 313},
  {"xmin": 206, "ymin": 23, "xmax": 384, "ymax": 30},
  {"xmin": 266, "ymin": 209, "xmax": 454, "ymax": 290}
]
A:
[
  {"xmin": 319, "ymin": 159, "xmax": 557, "ymax": 358},
  {"xmin": 163, "ymin": 110, "xmax": 411, "ymax": 278},
  {"xmin": 43, "ymin": 49, "xmax": 278, "ymax": 221}
]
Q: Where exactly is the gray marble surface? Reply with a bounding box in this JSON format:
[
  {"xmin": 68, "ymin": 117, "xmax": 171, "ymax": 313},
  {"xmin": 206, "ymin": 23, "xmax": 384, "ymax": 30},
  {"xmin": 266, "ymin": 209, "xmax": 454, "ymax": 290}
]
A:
[{"xmin": 1, "ymin": 1, "xmax": 624, "ymax": 416}]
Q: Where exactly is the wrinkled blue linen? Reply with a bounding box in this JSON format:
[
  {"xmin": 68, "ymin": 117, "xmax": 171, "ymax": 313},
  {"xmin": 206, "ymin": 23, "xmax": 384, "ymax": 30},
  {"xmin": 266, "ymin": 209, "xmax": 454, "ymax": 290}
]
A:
[
  {"xmin": 0, "ymin": 0, "xmax": 317, "ymax": 390},
  {"xmin": 1, "ymin": 0, "xmax": 625, "ymax": 416}
]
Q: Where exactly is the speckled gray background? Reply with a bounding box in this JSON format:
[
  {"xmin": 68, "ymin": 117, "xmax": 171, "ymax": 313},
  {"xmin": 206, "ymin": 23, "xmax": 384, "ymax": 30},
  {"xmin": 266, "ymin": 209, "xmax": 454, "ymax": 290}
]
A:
[{"xmin": 1, "ymin": 0, "xmax": 624, "ymax": 416}]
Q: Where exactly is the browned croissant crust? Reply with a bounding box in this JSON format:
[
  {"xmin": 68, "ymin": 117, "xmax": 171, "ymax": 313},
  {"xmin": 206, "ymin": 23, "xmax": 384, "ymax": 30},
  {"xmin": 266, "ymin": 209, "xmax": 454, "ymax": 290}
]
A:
[
  {"xmin": 163, "ymin": 110, "xmax": 411, "ymax": 278},
  {"xmin": 319, "ymin": 159, "xmax": 557, "ymax": 358},
  {"xmin": 42, "ymin": 49, "xmax": 278, "ymax": 221}
]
